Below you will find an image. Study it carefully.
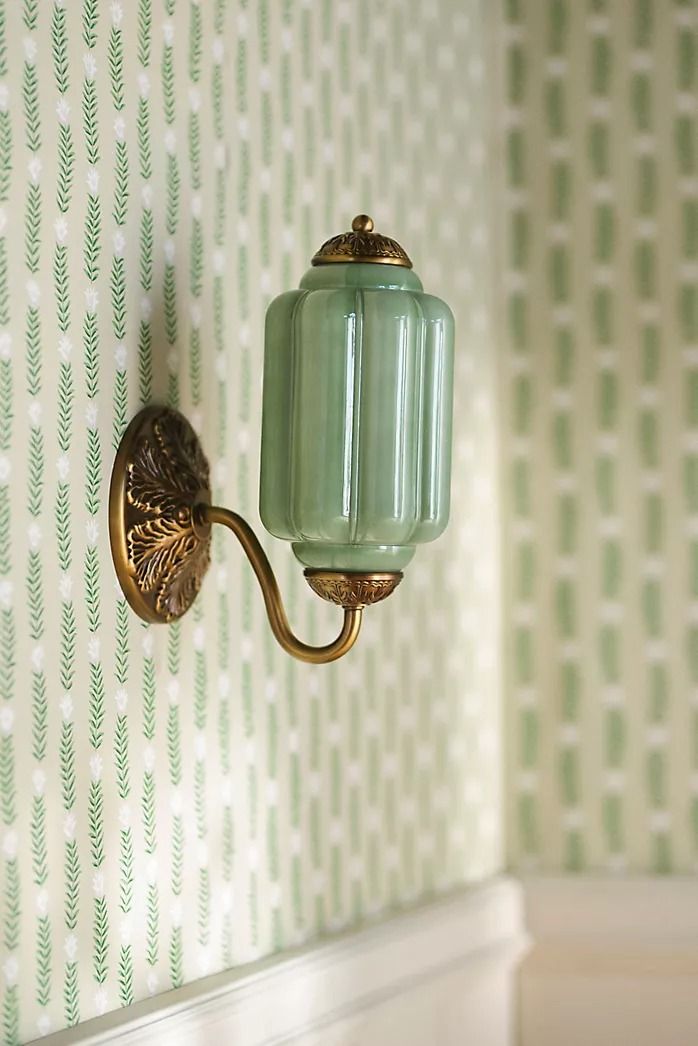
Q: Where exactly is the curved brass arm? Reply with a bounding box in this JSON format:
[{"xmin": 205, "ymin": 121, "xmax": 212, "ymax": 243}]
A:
[{"xmin": 201, "ymin": 504, "xmax": 362, "ymax": 664}]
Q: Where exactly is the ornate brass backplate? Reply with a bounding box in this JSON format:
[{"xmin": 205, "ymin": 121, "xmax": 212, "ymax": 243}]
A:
[{"xmin": 109, "ymin": 406, "xmax": 212, "ymax": 624}]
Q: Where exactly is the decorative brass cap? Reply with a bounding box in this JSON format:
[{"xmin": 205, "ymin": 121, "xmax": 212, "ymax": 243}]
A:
[
  {"xmin": 311, "ymin": 215, "xmax": 413, "ymax": 268},
  {"xmin": 304, "ymin": 570, "xmax": 402, "ymax": 609}
]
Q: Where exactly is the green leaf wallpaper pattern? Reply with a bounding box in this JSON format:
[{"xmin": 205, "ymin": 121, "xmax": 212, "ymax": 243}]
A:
[
  {"xmin": 500, "ymin": 0, "xmax": 698, "ymax": 874},
  {"xmin": 0, "ymin": 1, "xmax": 501, "ymax": 1040}
]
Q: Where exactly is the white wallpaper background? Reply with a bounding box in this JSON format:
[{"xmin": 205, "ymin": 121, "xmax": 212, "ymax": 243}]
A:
[{"xmin": 0, "ymin": 1, "xmax": 502, "ymax": 1041}]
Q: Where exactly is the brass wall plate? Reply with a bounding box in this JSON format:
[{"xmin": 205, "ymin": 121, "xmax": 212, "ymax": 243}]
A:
[{"xmin": 109, "ymin": 406, "xmax": 212, "ymax": 624}]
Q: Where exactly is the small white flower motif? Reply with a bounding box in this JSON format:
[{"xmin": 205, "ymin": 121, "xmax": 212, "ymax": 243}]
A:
[
  {"xmin": 86, "ymin": 166, "xmax": 99, "ymax": 194},
  {"xmin": 188, "ymin": 86, "xmax": 201, "ymax": 113},
  {"xmin": 0, "ymin": 580, "xmax": 12, "ymax": 610},
  {"xmin": 54, "ymin": 217, "xmax": 68, "ymax": 244},
  {"xmin": 191, "ymin": 194, "xmax": 202, "ymax": 219},
  {"xmin": 143, "ymin": 745, "xmax": 155, "ymax": 773},
  {"xmin": 60, "ymin": 694, "xmax": 73, "ymax": 723},
  {"xmin": 27, "ymin": 157, "xmax": 42, "ymax": 184},
  {"xmin": 120, "ymin": 917, "xmax": 132, "ymax": 946},
  {"xmin": 167, "ymin": 677, "xmax": 179, "ymax": 705},
  {"xmin": 141, "ymin": 183, "xmax": 153, "ymax": 209},
  {"xmin": 86, "ymin": 518, "xmax": 99, "ymax": 547},
  {"xmin": 37, "ymin": 1014, "xmax": 52, "ymax": 1036},
  {"xmin": 214, "ymin": 143, "xmax": 226, "ymax": 170},
  {"xmin": 147, "ymin": 972, "xmax": 159, "ymax": 996},
  {"xmin": 35, "ymin": 888, "xmax": 48, "ymax": 916},
  {"xmin": 218, "ymin": 672, "xmax": 230, "ymax": 698},
  {"xmin": 146, "ymin": 857, "xmax": 158, "ymax": 884},
  {"xmin": 2, "ymin": 830, "xmax": 17, "ymax": 860},
  {"xmin": 0, "ymin": 706, "xmax": 14, "ymax": 737},
  {"xmin": 222, "ymin": 887, "xmax": 232, "ymax": 914},
  {"xmin": 3, "ymin": 956, "xmax": 18, "ymax": 987},
  {"xmin": 170, "ymin": 789, "xmax": 182, "ymax": 817},
  {"xmin": 64, "ymin": 935, "xmax": 78, "ymax": 962},
  {"xmin": 138, "ymin": 72, "xmax": 150, "ymax": 99},
  {"xmin": 214, "ymin": 352, "xmax": 227, "ymax": 382},
  {"xmin": 28, "ymin": 400, "xmax": 42, "ymax": 426},
  {"xmin": 141, "ymin": 631, "xmax": 154, "ymax": 658},
  {"xmin": 83, "ymin": 52, "xmax": 97, "ymax": 80},
  {"xmin": 31, "ymin": 645, "xmax": 44, "ymax": 672},
  {"xmin": 113, "ymin": 115, "xmax": 126, "ymax": 141},
  {"xmin": 212, "ymin": 36, "xmax": 224, "ymax": 64},
  {"xmin": 57, "ymin": 334, "xmax": 72, "ymax": 361},
  {"xmin": 194, "ymin": 731, "xmax": 206, "ymax": 761},
  {"xmin": 113, "ymin": 230, "xmax": 125, "ymax": 257},
  {"xmin": 0, "ymin": 332, "xmax": 11, "ymax": 361},
  {"xmin": 85, "ymin": 402, "xmax": 98, "ymax": 429},
  {"xmin": 197, "ymin": 949, "xmax": 211, "ymax": 976},
  {"xmin": 170, "ymin": 899, "xmax": 182, "ymax": 928},
  {"xmin": 190, "ymin": 410, "xmax": 202, "ymax": 434},
  {"xmin": 28, "ymin": 522, "xmax": 41, "ymax": 551},
  {"xmin": 94, "ymin": 988, "xmax": 108, "ymax": 1016},
  {"xmin": 163, "ymin": 238, "xmax": 176, "ymax": 265},
  {"xmin": 84, "ymin": 286, "xmax": 99, "ymax": 312},
  {"xmin": 0, "ymin": 456, "xmax": 10, "ymax": 484},
  {"xmin": 114, "ymin": 688, "xmax": 127, "ymax": 714},
  {"xmin": 118, "ymin": 803, "xmax": 131, "ymax": 829},
  {"xmin": 220, "ymin": 775, "xmax": 232, "ymax": 806},
  {"xmin": 87, "ymin": 635, "xmax": 100, "ymax": 664},
  {"xmin": 0, "ymin": 84, "xmax": 8, "ymax": 113},
  {"xmin": 213, "ymin": 249, "xmax": 225, "ymax": 275},
  {"xmin": 32, "ymin": 768, "xmax": 46, "ymax": 795},
  {"xmin": 166, "ymin": 348, "xmax": 177, "ymax": 373},
  {"xmin": 193, "ymin": 625, "xmax": 205, "ymax": 651},
  {"xmin": 89, "ymin": 754, "xmax": 102, "ymax": 781},
  {"xmin": 63, "ymin": 811, "xmax": 76, "ymax": 840},
  {"xmin": 59, "ymin": 572, "xmax": 73, "ymax": 601},
  {"xmin": 164, "ymin": 128, "xmax": 177, "ymax": 155},
  {"xmin": 114, "ymin": 342, "xmax": 128, "ymax": 372},
  {"xmin": 0, "ymin": 208, "xmax": 6, "ymax": 235},
  {"xmin": 92, "ymin": 871, "xmax": 105, "ymax": 898},
  {"xmin": 163, "ymin": 20, "xmax": 174, "ymax": 46},
  {"xmin": 56, "ymin": 97, "xmax": 71, "ymax": 125},
  {"xmin": 23, "ymin": 37, "xmax": 37, "ymax": 64},
  {"xmin": 56, "ymin": 454, "xmax": 70, "ymax": 482},
  {"xmin": 110, "ymin": 2, "xmax": 124, "ymax": 28},
  {"xmin": 26, "ymin": 280, "xmax": 41, "ymax": 308},
  {"xmin": 197, "ymin": 840, "xmax": 208, "ymax": 868}
]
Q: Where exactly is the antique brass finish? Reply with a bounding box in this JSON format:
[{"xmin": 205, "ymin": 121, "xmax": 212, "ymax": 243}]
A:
[
  {"xmin": 304, "ymin": 570, "xmax": 402, "ymax": 609},
  {"xmin": 111, "ymin": 407, "xmax": 410, "ymax": 663},
  {"xmin": 312, "ymin": 214, "xmax": 413, "ymax": 268},
  {"xmin": 202, "ymin": 506, "xmax": 363, "ymax": 664},
  {"xmin": 109, "ymin": 406, "xmax": 212, "ymax": 624}
]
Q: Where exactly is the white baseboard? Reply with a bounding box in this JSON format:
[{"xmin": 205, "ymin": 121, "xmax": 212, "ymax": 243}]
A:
[
  {"xmin": 37, "ymin": 877, "xmax": 526, "ymax": 1046},
  {"xmin": 520, "ymin": 875, "xmax": 698, "ymax": 1046}
]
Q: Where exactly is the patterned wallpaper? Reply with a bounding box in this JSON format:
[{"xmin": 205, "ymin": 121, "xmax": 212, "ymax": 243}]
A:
[
  {"xmin": 0, "ymin": 1, "xmax": 501, "ymax": 1041},
  {"xmin": 500, "ymin": 0, "xmax": 698, "ymax": 873}
]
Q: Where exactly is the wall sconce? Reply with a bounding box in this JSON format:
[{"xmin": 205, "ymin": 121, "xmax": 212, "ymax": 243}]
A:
[{"xmin": 109, "ymin": 216, "xmax": 454, "ymax": 663}]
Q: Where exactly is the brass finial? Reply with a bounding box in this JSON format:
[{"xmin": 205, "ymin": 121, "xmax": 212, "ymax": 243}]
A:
[
  {"xmin": 312, "ymin": 215, "xmax": 412, "ymax": 268},
  {"xmin": 351, "ymin": 214, "xmax": 374, "ymax": 233}
]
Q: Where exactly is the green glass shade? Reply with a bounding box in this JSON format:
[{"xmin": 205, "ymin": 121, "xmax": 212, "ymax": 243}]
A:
[{"xmin": 259, "ymin": 257, "xmax": 454, "ymax": 575}]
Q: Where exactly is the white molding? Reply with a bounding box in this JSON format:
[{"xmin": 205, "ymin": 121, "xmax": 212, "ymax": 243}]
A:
[
  {"xmin": 520, "ymin": 875, "xmax": 698, "ymax": 1046},
  {"xmin": 37, "ymin": 878, "xmax": 525, "ymax": 1046}
]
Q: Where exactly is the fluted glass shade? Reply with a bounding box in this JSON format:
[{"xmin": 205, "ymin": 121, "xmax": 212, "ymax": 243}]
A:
[{"xmin": 259, "ymin": 260, "xmax": 454, "ymax": 574}]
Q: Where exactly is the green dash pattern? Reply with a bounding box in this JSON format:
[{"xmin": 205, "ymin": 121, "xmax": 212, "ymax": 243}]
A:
[{"xmin": 500, "ymin": 0, "xmax": 698, "ymax": 873}]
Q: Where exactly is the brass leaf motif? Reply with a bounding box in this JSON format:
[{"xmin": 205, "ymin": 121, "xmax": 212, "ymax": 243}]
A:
[{"xmin": 122, "ymin": 408, "xmax": 211, "ymax": 622}]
